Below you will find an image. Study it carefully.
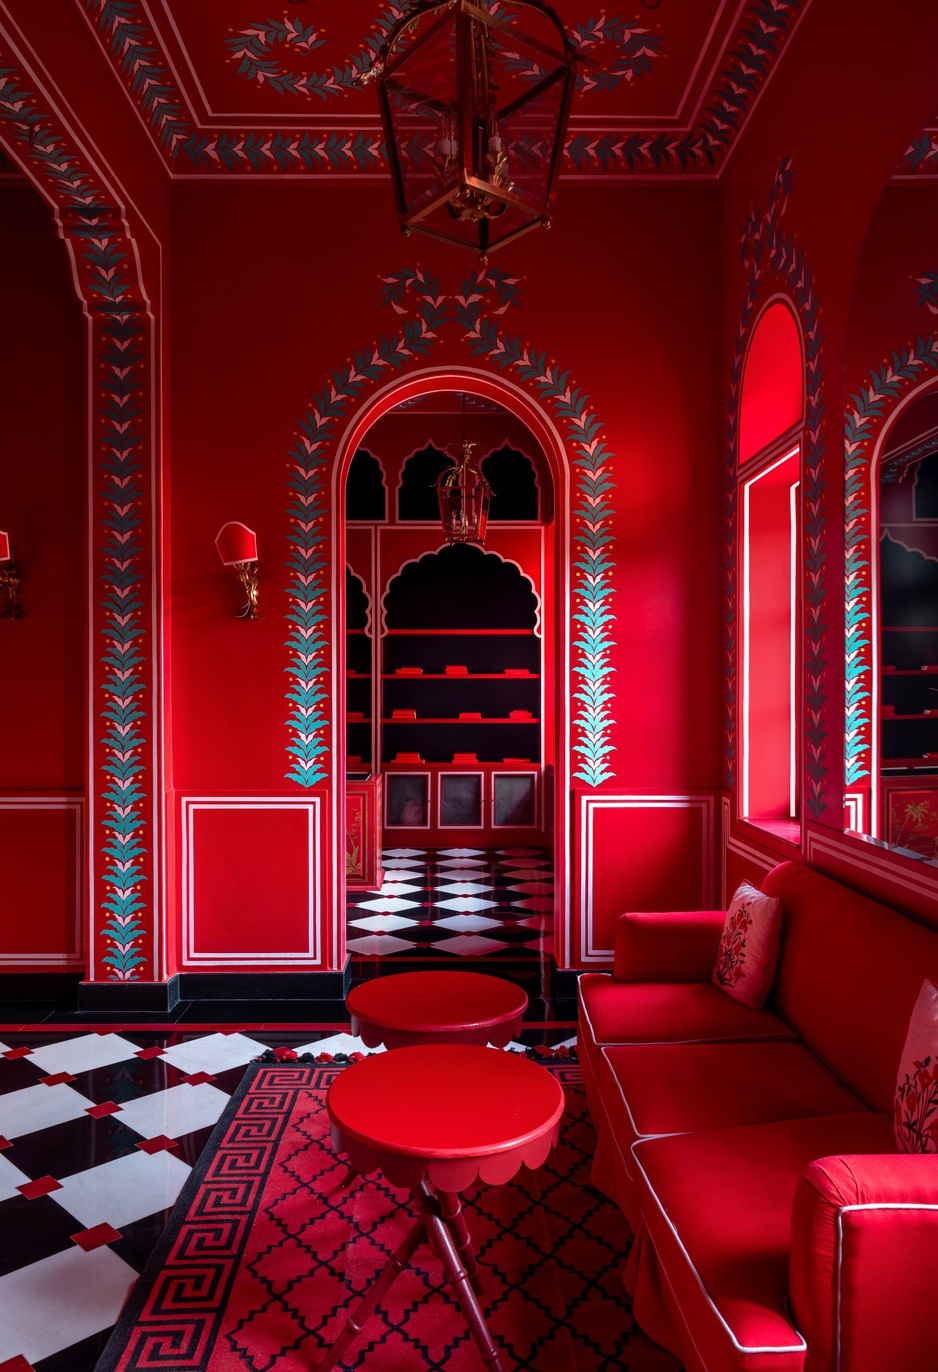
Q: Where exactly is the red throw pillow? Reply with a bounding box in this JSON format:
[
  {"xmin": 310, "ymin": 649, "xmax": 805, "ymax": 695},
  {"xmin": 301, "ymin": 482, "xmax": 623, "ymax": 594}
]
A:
[
  {"xmin": 895, "ymin": 978, "xmax": 938, "ymax": 1154},
  {"xmin": 711, "ymin": 881, "xmax": 782, "ymax": 1010}
]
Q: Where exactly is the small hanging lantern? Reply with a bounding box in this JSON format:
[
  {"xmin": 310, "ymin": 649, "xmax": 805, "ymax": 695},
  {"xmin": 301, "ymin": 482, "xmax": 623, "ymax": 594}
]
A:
[
  {"xmin": 436, "ymin": 398, "xmax": 492, "ymax": 543},
  {"xmin": 436, "ymin": 441, "xmax": 492, "ymax": 544},
  {"xmin": 367, "ymin": 0, "xmax": 579, "ymax": 261}
]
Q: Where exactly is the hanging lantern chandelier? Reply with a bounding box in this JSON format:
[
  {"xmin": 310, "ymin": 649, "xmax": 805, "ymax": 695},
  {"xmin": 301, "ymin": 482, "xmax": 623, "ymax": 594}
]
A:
[
  {"xmin": 364, "ymin": 0, "xmax": 579, "ymax": 262},
  {"xmin": 436, "ymin": 397, "xmax": 493, "ymax": 543}
]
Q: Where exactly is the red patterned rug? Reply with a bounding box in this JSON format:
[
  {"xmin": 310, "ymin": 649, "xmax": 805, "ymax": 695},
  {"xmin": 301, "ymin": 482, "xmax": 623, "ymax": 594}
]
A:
[{"xmin": 98, "ymin": 1060, "xmax": 681, "ymax": 1371}]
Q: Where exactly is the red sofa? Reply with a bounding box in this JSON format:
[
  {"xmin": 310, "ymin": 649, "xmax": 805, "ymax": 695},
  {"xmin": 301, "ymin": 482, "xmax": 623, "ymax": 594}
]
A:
[{"xmin": 578, "ymin": 859, "xmax": 938, "ymax": 1372}]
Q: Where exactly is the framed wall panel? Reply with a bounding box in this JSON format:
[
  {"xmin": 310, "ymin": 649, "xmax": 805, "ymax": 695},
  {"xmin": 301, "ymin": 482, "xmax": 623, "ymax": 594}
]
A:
[
  {"xmin": 576, "ymin": 792, "xmax": 715, "ymax": 963},
  {"xmin": 0, "ymin": 795, "xmax": 84, "ymax": 966},
  {"xmin": 180, "ymin": 797, "xmax": 321, "ymax": 966}
]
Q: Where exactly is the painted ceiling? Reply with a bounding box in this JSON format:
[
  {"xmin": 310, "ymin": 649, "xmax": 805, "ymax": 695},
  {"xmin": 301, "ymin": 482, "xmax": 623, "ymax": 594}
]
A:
[{"xmin": 77, "ymin": 0, "xmax": 810, "ymax": 178}]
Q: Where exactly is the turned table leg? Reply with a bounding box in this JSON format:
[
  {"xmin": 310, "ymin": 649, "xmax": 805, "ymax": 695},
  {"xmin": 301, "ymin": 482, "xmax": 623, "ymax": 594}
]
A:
[
  {"xmin": 315, "ymin": 1215, "xmax": 427, "ymax": 1372},
  {"xmin": 414, "ymin": 1181, "xmax": 505, "ymax": 1372},
  {"xmin": 435, "ymin": 1186, "xmax": 483, "ymax": 1297}
]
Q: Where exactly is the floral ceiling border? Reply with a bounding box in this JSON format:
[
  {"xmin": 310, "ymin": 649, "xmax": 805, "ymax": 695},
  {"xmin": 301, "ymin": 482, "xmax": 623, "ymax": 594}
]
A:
[
  {"xmin": 284, "ymin": 267, "xmax": 618, "ymax": 791},
  {"xmin": 80, "ymin": 0, "xmax": 805, "ymax": 178}
]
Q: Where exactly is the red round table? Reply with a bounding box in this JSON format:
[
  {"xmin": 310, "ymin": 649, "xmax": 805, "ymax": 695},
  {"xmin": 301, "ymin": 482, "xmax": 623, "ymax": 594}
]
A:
[
  {"xmin": 346, "ymin": 970, "xmax": 528, "ymax": 1050},
  {"xmin": 318, "ymin": 1043, "xmax": 565, "ymax": 1372}
]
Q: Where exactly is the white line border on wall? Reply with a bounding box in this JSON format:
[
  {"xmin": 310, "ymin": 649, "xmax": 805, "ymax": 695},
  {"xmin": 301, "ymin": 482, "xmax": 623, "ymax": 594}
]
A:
[
  {"xmin": 579, "ymin": 793, "xmax": 715, "ymax": 962},
  {"xmin": 0, "ymin": 795, "xmax": 84, "ymax": 965},
  {"xmin": 180, "ymin": 796, "xmax": 321, "ymax": 966},
  {"xmin": 721, "ymin": 795, "xmax": 776, "ymax": 906},
  {"xmin": 806, "ymin": 829, "xmax": 938, "ymax": 906}
]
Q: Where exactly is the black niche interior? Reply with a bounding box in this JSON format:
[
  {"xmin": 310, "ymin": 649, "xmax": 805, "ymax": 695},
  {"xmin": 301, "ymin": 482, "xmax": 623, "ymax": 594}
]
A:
[
  {"xmin": 879, "ymin": 531, "xmax": 938, "ymax": 768},
  {"xmin": 398, "ymin": 444, "xmax": 455, "ymax": 521},
  {"xmin": 482, "ymin": 444, "xmax": 539, "ymax": 520},
  {"xmin": 382, "ymin": 544, "xmax": 540, "ymax": 763},
  {"xmin": 346, "ymin": 448, "xmax": 387, "ymax": 521},
  {"xmin": 346, "ymin": 566, "xmax": 372, "ymax": 768},
  {"xmin": 914, "ymin": 450, "xmax": 938, "ymax": 520}
]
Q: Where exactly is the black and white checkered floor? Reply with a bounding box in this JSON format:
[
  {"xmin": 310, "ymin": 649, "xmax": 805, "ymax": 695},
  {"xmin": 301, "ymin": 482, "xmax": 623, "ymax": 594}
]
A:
[
  {"xmin": 0, "ymin": 1020, "xmax": 577, "ymax": 1370},
  {"xmin": 0, "ymin": 842, "xmax": 570, "ymax": 1372},
  {"xmin": 347, "ymin": 846, "xmax": 553, "ymax": 958}
]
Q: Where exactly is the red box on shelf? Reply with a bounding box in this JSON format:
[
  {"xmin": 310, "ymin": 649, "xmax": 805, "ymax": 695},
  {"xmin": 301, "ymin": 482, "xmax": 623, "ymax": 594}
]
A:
[{"xmin": 446, "ymin": 665, "xmax": 468, "ymax": 675}]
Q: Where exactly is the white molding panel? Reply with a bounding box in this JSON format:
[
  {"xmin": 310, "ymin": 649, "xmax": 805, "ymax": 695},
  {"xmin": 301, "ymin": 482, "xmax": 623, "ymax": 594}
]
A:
[
  {"xmin": 180, "ymin": 796, "xmax": 322, "ymax": 966},
  {"xmin": 0, "ymin": 794, "xmax": 84, "ymax": 965},
  {"xmin": 579, "ymin": 792, "xmax": 715, "ymax": 962}
]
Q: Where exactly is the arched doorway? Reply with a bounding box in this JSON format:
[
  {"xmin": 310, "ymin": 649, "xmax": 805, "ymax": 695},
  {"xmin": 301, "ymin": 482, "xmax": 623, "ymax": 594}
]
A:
[{"xmin": 333, "ymin": 368, "xmax": 571, "ymax": 969}]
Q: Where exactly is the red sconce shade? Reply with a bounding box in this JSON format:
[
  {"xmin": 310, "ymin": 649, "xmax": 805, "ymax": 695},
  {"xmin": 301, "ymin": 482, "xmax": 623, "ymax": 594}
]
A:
[
  {"xmin": 215, "ymin": 522, "xmax": 260, "ymax": 619},
  {"xmin": 0, "ymin": 531, "xmax": 10, "ymax": 563},
  {"xmin": 215, "ymin": 521, "xmax": 258, "ymax": 566},
  {"xmin": 374, "ymin": 0, "xmax": 577, "ymax": 260}
]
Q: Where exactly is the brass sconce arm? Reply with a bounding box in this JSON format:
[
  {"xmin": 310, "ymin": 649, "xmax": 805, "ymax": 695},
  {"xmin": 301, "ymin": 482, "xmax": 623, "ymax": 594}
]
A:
[
  {"xmin": 215, "ymin": 522, "xmax": 261, "ymax": 620},
  {"xmin": 0, "ymin": 535, "xmax": 22, "ymax": 618},
  {"xmin": 234, "ymin": 560, "xmax": 261, "ymax": 620}
]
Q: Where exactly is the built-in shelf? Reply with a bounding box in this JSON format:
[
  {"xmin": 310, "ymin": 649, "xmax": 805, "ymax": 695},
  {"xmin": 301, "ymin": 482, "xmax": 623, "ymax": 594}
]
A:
[
  {"xmin": 382, "ymin": 717, "xmax": 539, "ymax": 724},
  {"xmin": 882, "ymin": 713, "xmax": 938, "ymax": 720},
  {"xmin": 380, "ymin": 673, "xmax": 539, "ymax": 680},
  {"xmin": 384, "ymin": 628, "xmax": 535, "ymax": 636}
]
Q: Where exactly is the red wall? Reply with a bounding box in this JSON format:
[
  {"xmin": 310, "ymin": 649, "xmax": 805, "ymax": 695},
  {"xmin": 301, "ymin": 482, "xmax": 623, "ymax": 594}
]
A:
[
  {"xmin": 166, "ymin": 178, "xmax": 725, "ymax": 968},
  {"xmin": 719, "ymin": 0, "xmax": 938, "ymax": 922},
  {"xmin": 0, "ymin": 182, "xmax": 85, "ymax": 790},
  {"xmin": 6, "ymin": 0, "xmax": 938, "ymax": 987},
  {"xmin": 0, "ymin": 180, "xmax": 86, "ymax": 971}
]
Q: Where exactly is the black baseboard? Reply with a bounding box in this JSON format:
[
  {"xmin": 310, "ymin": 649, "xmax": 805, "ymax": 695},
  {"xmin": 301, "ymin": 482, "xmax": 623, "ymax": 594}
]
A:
[
  {"xmin": 75, "ymin": 963, "xmax": 352, "ymax": 1018},
  {"xmin": 0, "ymin": 972, "xmax": 82, "ymax": 1007},
  {"xmin": 553, "ymin": 968, "xmax": 582, "ymax": 1002},
  {"xmin": 77, "ymin": 976, "xmax": 182, "ymax": 1014},
  {"xmin": 179, "ymin": 967, "xmax": 351, "ymax": 1002}
]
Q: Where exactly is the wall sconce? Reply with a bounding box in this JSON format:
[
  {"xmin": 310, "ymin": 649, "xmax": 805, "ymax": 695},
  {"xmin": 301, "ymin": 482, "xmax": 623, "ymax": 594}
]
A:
[
  {"xmin": 0, "ymin": 531, "xmax": 23, "ymax": 618},
  {"xmin": 215, "ymin": 522, "xmax": 261, "ymax": 619}
]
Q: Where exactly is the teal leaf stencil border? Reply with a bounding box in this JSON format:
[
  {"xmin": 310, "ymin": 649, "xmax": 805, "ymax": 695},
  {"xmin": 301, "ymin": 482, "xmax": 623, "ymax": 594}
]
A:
[
  {"xmin": 844, "ymin": 335, "xmax": 938, "ymax": 789},
  {"xmin": 0, "ymin": 67, "xmax": 151, "ymax": 980},
  {"xmin": 285, "ymin": 268, "xmax": 617, "ymax": 789}
]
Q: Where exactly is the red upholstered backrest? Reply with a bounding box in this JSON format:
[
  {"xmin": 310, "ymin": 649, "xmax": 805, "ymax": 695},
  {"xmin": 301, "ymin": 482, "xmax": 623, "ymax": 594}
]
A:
[{"xmin": 763, "ymin": 861, "xmax": 938, "ymax": 1117}]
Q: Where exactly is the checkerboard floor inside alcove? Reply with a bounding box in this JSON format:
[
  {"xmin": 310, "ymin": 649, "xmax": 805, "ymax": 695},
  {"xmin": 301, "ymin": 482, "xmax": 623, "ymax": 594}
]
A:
[{"xmin": 346, "ymin": 846, "xmax": 554, "ymax": 959}]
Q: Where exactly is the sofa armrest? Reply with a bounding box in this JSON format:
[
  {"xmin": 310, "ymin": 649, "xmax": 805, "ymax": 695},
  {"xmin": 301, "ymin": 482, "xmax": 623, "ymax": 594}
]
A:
[
  {"xmin": 612, "ymin": 910, "xmax": 726, "ymax": 982},
  {"xmin": 791, "ymin": 1153, "xmax": 938, "ymax": 1371}
]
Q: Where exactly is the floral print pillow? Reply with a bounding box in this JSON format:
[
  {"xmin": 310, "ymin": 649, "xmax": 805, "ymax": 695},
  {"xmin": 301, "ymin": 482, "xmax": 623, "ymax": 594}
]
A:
[
  {"xmin": 711, "ymin": 881, "xmax": 782, "ymax": 1010},
  {"xmin": 895, "ymin": 978, "xmax": 938, "ymax": 1153}
]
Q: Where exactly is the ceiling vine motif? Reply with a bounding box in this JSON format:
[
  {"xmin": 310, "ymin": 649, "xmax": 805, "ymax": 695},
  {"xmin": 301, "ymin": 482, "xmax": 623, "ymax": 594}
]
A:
[
  {"xmin": 225, "ymin": 7, "xmax": 664, "ymax": 103},
  {"xmin": 80, "ymin": 0, "xmax": 806, "ymax": 177}
]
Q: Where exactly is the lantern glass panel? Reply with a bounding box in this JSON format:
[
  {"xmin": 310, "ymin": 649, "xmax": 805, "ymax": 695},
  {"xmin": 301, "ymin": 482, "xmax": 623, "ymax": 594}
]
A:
[
  {"xmin": 497, "ymin": 63, "xmax": 570, "ymax": 211},
  {"xmin": 384, "ymin": 20, "xmax": 459, "ymax": 215}
]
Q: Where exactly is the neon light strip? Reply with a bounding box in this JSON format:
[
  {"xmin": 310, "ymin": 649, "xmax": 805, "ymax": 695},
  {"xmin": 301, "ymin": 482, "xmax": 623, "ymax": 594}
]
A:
[
  {"xmin": 741, "ymin": 445, "xmax": 800, "ymax": 820},
  {"xmin": 791, "ymin": 478, "xmax": 800, "ymax": 817}
]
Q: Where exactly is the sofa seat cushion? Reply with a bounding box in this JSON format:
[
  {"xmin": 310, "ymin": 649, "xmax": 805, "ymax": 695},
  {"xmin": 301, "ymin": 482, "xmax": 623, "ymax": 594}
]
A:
[
  {"xmin": 631, "ymin": 1112, "xmax": 895, "ymax": 1372},
  {"xmin": 600, "ymin": 1041, "xmax": 866, "ymax": 1157},
  {"xmin": 579, "ymin": 973, "xmax": 797, "ymax": 1086}
]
